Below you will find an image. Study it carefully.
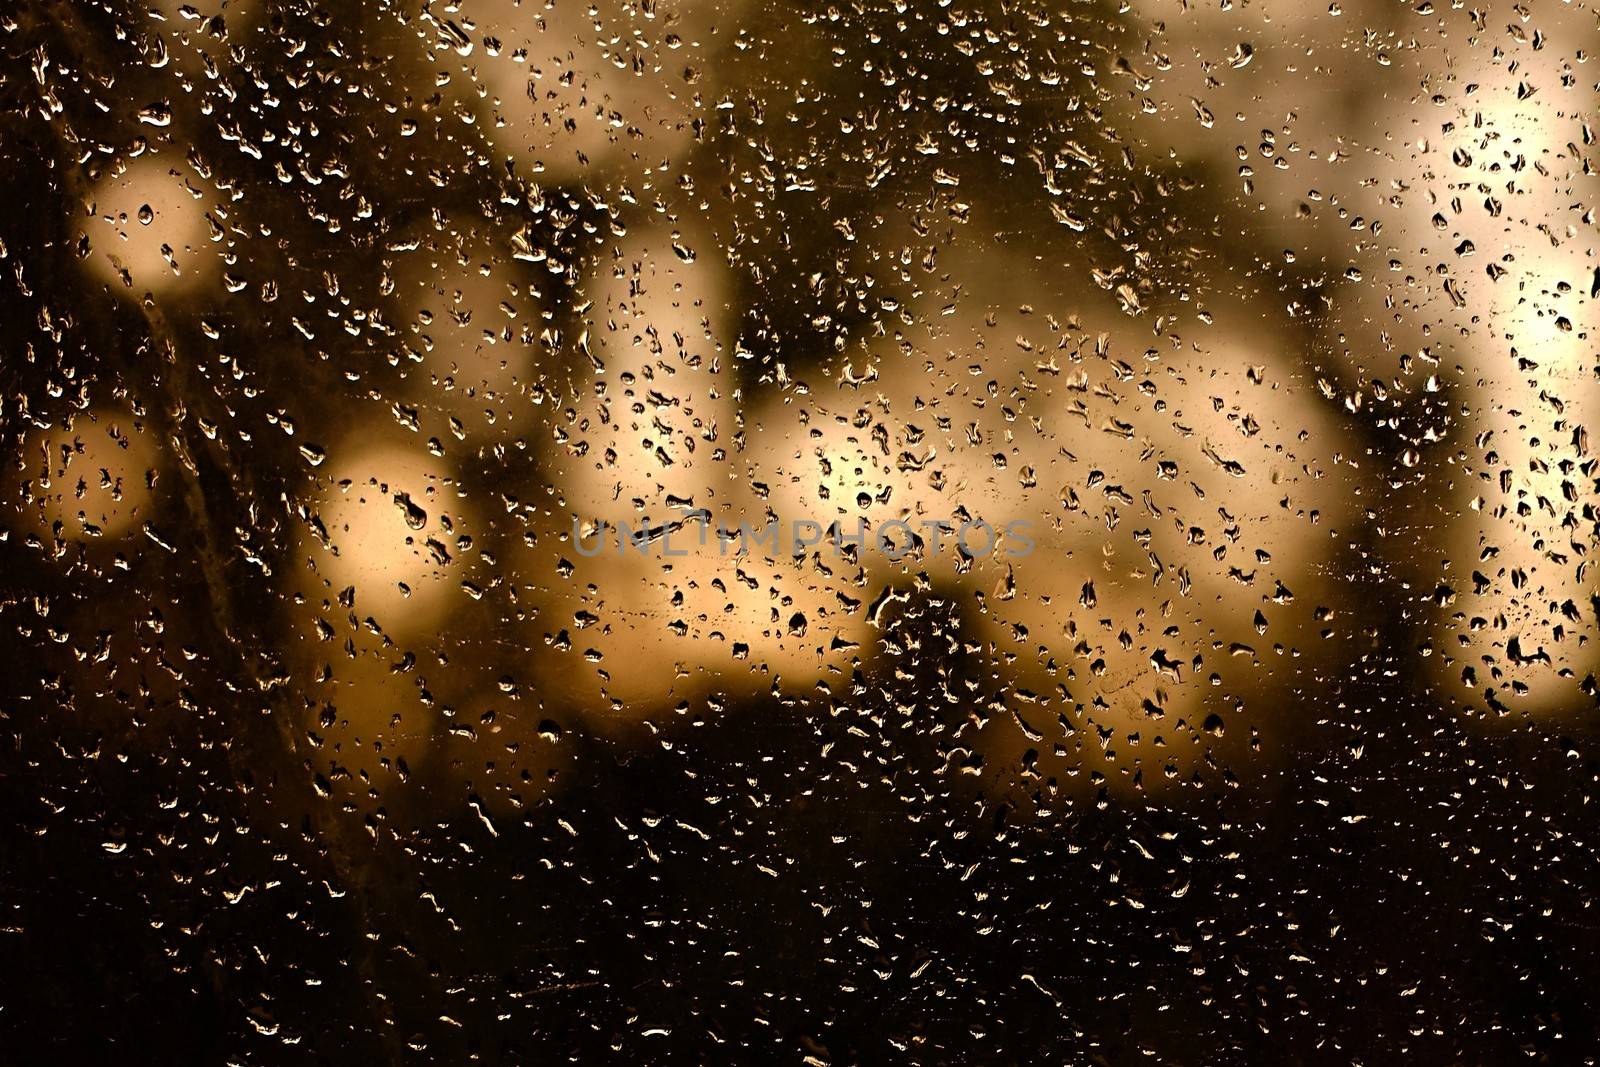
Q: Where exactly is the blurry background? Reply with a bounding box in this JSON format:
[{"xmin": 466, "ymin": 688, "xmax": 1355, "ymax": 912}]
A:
[{"xmin": 2, "ymin": 0, "xmax": 1599, "ymax": 1061}]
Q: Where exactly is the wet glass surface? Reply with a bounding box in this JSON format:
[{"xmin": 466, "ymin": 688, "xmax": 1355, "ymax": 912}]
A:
[{"xmin": 3, "ymin": 0, "xmax": 1599, "ymax": 1060}]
